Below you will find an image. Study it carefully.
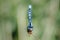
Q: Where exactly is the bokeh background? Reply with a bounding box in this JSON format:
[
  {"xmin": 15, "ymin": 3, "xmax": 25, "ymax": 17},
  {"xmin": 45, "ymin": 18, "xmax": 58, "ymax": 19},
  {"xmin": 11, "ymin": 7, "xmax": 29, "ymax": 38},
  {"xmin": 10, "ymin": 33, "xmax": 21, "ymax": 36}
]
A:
[{"xmin": 0, "ymin": 0, "xmax": 60, "ymax": 40}]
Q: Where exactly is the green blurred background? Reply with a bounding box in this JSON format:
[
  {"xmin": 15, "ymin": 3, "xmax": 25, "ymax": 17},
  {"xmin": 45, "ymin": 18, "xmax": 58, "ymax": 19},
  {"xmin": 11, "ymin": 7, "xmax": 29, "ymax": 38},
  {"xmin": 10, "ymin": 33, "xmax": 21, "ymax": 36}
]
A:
[{"xmin": 0, "ymin": 0, "xmax": 60, "ymax": 40}]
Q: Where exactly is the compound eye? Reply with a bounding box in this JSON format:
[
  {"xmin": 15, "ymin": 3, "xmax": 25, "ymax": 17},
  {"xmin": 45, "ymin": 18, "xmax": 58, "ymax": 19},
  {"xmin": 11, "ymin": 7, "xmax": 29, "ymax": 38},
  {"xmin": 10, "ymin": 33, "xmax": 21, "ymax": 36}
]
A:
[
  {"xmin": 27, "ymin": 26, "xmax": 33, "ymax": 34},
  {"xmin": 27, "ymin": 29, "xmax": 32, "ymax": 34}
]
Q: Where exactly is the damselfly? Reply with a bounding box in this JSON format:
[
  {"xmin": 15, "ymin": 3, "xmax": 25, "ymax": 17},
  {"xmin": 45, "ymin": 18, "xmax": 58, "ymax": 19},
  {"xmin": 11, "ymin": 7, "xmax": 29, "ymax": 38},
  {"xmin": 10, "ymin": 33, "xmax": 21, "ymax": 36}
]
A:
[{"xmin": 27, "ymin": 5, "xmax": 33, "ymax": 35}]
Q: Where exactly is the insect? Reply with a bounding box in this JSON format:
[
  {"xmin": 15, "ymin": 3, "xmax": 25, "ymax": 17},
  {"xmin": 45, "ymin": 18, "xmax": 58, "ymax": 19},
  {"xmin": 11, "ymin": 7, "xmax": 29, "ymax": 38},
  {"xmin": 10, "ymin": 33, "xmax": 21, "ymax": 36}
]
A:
[{"xmin": 27, "ymin": 5, "xmax": 33, "ymax": 35}]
